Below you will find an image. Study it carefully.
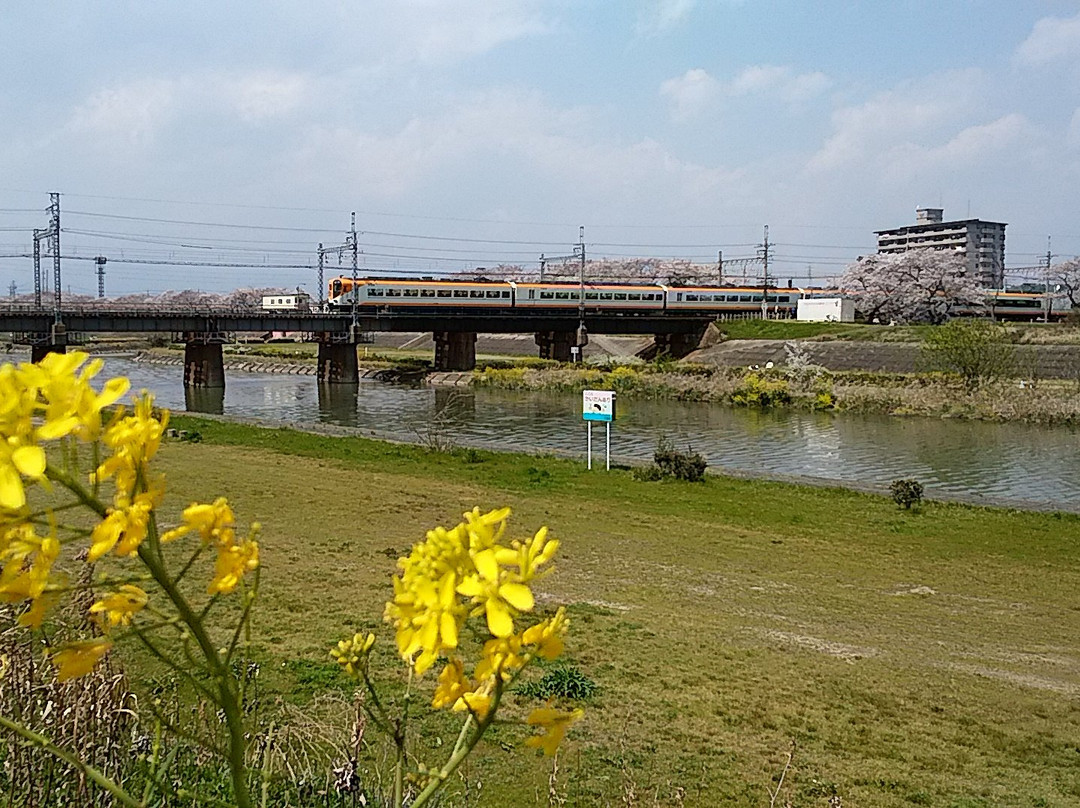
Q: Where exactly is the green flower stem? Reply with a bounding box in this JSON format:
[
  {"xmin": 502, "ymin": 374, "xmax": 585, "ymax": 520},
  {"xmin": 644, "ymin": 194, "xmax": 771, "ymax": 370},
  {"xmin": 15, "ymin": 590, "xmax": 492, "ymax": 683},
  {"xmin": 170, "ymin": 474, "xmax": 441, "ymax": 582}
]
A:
[
  {"xmin": 45, "ymin": 464, "xmax": 108, "ymax": 518},
  {"xmin": 137, "ymin": 538, "xmax": 253, "ymax": 808},
  {"xmin": 410, "ymin": 678, "xmax": 507, "ymax": 808},
  {"xmin": 0, "ymin": 715, "xmax": 143, "ymax": 808}
]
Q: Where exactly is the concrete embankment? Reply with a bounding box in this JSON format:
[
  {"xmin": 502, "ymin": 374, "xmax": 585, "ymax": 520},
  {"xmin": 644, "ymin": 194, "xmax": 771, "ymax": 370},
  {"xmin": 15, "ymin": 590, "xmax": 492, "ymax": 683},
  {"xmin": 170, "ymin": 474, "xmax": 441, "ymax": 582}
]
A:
[{"xmin": 688, "ymin": 340, "xmax": 1080, "ymax": 378}]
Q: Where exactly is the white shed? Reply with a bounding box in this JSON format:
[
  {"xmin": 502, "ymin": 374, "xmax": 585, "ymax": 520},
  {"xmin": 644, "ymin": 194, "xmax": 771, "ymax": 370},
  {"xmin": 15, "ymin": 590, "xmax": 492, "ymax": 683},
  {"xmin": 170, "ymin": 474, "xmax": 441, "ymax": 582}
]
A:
[{"xmin": 797, "ymin": 297, "xmax": 855, "ymax": 322}]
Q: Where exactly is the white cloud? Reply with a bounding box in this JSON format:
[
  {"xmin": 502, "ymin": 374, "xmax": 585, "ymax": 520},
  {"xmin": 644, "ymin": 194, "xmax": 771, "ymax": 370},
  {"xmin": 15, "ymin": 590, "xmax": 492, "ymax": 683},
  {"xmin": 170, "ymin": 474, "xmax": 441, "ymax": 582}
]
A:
[
  {"xmin": 219, "ymin": 72, "xmax": 308, "ymax": 123},
  {"xmin": 659, "ymin": 68, "xmax": 720, "ymax": 120},
  {"xmin": 806, "ymin": 70, "xmax": 984, "ymax": 174},
  {"xmin": 69, "ymin": 80, "xmax": 178, "ymax": 146},
  {"xmin": 884, "ymin": 114, "xmax": 1034, "ymax": 182},
  {"xmin": 637, "ymin": 0, "xmax": 698, "ymax": 34},
  {"xmin": 725, "ymin": 64, "xmax": 830, "ymax": 103},
  {"xmin": 1068, "ymin": 108, "xmax": 1080, "ymax": 150},
  {"xmin": 289, "ymin": 89, "xmax": 745, "ymax": 208},
  {"xmin": 380, "ymin": 1, "xmax": 552, "ymax": 63},
  {"xmin": 1015, "ymin": 12, "xmax": 1080, "ymax": 66},
  {"xmin": 660, "ymin": 63, "xmax": 829, "ymax": 120}
]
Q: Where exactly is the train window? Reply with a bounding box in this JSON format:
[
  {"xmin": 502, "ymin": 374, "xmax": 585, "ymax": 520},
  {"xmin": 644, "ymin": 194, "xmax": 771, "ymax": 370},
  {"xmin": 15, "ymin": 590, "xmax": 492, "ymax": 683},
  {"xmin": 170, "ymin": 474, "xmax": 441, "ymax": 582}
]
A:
[
  {"xmin": 386, "ymin": 289, "xmax": 402, "ymax": 297},
  {"xmin": 685, "ymin": 294, "xmax": 699, "ymax": 301},
  {"xmin": 528, "ymin": 290, "xmax": 535, "ymax": 299},
  {"xmin": 420, "ymin": 289, "xmax": 435, "ymax": 298},
  {"xmin": 369, "ymin": 289, "xmax": 384, "ymax": 297},
  {"xmin": 555, "ymin": 292, "xmax": 571, "ymax": 300},
  {"xmin": 777, "ymin": 295, "xmax": 790, "ymax": 303},
  {"xmin": 752, "ymin": 295, "xmax": 763, "ymax": 302},
  {"xmin": 502, "ymin": 291, "xmax": 511, "ymax": 298},
  {"xmin": 614, "ymin": 293, "xmax": 627, "ymax": 300},
  {"xmin": 628, "ymin": 293, "xmax": 641, "ymax": 300},
  {"xmin": 540, "ymin": 291, "xmax": 554, "ymax": 299},
  {"xmin": 331, "ymin": 281, "xmax": 343, "ymax": 295},
  {"xmin": 585, "ymin": 292, "xmax": 599, "ymax": 300},
  {"xmin": 404, "ymin": 289, "xmax": 419, "ymax": 297},
  {"xmin": 726, "ymin": 295, "xmax": 738, "ymax": 302},
  {"xmin": 470, "ymin": 290, "xmax": 485, "ymax": 298},
  {"xmin": 600, "ymin": 292, "xmax": 613, "ymax": 300},
  {"xmin": 739, "ymin": 295, "xmax": 751, "ymax": 302},
  {"xmin": 453, "ymin": 290, "xmax": 469, "ymax": 298},
  {"xmin": 485, "ymin": 290, "xmax": 500, "ymax": 298},
  {"xmin": 437, "ymin": 290, "xmax": 452, "ymax": 298}
]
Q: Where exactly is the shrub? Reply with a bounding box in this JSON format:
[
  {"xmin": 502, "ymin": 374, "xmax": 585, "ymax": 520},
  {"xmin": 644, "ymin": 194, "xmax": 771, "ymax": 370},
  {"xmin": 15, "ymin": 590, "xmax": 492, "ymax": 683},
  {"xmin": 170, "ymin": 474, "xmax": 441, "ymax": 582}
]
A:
[
  {"xmin": 517, "ymin": 664, "xmax": 599, "ymax": 701},
  {"xmin": 921, "ymin": 320, "xmax": 1016, "ymax": 388},
  {"xmin": 653, "ymin": 437, "xmax": 708, "ymax": 482},
  {"xmin": 631, "ymin": 464, "xmax": 665, "ymax": 482},
  {"xmin": 890, "ymin": 479, "xmax": 925, "ymax": 510},
  {"xmin": 731, "ymin": 372, "xmax": 792, "ymax": 407}
]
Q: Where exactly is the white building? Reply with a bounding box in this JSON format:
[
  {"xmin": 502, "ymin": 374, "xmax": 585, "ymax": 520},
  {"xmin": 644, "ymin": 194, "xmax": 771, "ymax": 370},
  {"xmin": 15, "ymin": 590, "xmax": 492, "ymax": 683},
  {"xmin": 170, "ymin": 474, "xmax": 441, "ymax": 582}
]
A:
[{"xmin": 875, "ymin": 208, "xmax": 1006, "ymax": 289}]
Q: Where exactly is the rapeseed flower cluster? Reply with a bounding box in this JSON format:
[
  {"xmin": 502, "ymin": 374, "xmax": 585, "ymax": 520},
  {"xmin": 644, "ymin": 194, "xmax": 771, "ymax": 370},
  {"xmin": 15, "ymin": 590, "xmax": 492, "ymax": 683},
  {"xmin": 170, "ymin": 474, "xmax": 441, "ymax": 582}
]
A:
[
  {"xmin": 370, "ymin": 507, "xmax": 581, "ymax": 758},
  {"xmin": 0, "ymin": 352, "xmax": 259, "ymax": 682}
]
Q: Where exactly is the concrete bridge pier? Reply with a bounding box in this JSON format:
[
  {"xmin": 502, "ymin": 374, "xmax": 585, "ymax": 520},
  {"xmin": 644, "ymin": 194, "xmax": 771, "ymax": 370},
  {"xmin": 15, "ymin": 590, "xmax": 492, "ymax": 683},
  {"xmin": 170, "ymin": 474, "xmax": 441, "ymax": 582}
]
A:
[
  {"xmin": 651, "ymin": 328, "xmax": 707, "ymax": 360},
  {"xmin": 433, "ymin": 331, "xmax": 477, "ymax": 371},
  {"xmin": 30, "ymin": 323, "xmax": 68, "ymax": 363},
  {"xmin": 317, "ymin": 342, "xmax": 359, "ymax": 383},
  {"xmin": 534, "ymin": 330, "xmax": 575, "ymax": 362},
  {"xmin": 183, "ymin": 341, "xmax": 226, "ymax": 388}
]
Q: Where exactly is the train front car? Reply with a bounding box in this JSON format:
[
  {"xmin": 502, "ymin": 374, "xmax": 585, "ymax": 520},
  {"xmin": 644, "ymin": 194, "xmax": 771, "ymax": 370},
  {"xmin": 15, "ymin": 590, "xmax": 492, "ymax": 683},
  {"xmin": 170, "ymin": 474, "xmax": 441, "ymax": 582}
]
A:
[
  {"xmin": 326, "ymin": 277, "xmax": 514, "ymax": 310},
  {"xmin": 513, "ymin": 282, "xmax": 665, "ymax": 310},
  {"xmin": 665, "ymin": 286, "xmax": 801, "ymax": 317}
]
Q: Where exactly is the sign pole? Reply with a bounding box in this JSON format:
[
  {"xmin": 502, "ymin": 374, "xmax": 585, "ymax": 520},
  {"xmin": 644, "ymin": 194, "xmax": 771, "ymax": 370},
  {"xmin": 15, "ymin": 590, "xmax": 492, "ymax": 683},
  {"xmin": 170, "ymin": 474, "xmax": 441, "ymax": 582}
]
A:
[
  {"xmin": 587, "ymin": 422, "xmax": 592, "ymax": 470},
  {"xmin": 605, "ymin": 421, "xmax": 610, "ymax": 470}
]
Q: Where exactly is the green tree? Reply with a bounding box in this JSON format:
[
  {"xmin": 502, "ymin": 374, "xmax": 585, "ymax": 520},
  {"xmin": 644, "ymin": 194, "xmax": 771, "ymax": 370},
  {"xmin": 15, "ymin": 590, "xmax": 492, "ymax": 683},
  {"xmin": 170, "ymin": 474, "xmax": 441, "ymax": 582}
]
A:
[{"xmin": 921, "ymin": 319, "xmax": 1015, "ymax": 388}]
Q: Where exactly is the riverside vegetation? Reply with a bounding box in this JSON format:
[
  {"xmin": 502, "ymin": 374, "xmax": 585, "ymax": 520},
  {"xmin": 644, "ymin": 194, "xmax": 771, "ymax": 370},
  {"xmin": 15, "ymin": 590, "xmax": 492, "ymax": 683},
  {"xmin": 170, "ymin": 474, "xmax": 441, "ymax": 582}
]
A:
[
  {"xmin": 3, "ymin": 408, "xmax": 1076, "ymax": 805},
  {"xmin": 0, "ymin": 354, "xmax": 579, "ymax": 807}
]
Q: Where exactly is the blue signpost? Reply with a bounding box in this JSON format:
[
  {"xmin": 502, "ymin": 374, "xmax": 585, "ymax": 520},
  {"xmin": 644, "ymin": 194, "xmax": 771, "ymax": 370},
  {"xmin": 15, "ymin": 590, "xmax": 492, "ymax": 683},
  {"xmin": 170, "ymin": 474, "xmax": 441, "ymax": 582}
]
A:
[{"xmin": 582, "ymin": 389, "xmax": 615, "ymax": 470}]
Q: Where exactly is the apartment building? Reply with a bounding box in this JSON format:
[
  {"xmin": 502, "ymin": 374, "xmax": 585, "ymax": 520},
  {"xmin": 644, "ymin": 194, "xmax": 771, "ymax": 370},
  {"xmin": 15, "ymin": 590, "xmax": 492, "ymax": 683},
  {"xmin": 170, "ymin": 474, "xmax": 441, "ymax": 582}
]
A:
[{"xmin": 875, "ymin": 208, "xmax": 1006, "ymax": 288}]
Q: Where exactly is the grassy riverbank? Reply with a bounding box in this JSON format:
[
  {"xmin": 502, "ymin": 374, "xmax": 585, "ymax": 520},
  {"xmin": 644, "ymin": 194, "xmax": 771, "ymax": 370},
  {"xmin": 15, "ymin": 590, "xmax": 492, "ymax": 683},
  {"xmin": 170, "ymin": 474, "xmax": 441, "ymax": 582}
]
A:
[
  {"xmin": 471, "ymin": 363, "xmax": 1080, "ymax": 425},
  {"xmin": 145, "ymin": 417, "xmax": 1080, "ymax": 806}
]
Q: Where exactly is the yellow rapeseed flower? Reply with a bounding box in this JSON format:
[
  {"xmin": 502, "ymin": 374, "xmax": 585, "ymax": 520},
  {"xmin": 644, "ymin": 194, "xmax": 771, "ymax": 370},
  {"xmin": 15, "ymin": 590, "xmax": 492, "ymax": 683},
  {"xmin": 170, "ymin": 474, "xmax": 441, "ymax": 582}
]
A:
[
  {"xmin": 93, "ymin": 392, "xmax": 168, "ymax": 499},
  {"xmin": 456, "ymin": 547, "xmax": 535, "ymax": 638},
  {"xmin": 51, "ymin": 638, "xmax": 113, "ymax": 681},
  {"xmin": 89, "ymin": 585, "xmax": 149, "ymax": 628},
  {"xmin": 431, "ymin": 658, "xmax": 470, "ymax": 709},
  {"xmin": 208, "ymin": 534, "xmax": 259, "ymax": 595},
  {"xmin": 88, "ymin": 486, "xmax": 163, "ymax": 562},
  {"xmin": 160, "ymin": 497, "xmax": 235, "ymax": 545},
  {"xmin": 0, "ymin": 524, "xmax": 59, "ymax": 605},
  {"xmin": 330, "ymin": 632, "xmax": 375, "ymax": 677},
  {"xmin": 525, "ymin": 706, "xmax": 584, "ymax": 756},
  {"xmin": 521, "ymin": 607, "xmax": 569, "ymax": 660}
]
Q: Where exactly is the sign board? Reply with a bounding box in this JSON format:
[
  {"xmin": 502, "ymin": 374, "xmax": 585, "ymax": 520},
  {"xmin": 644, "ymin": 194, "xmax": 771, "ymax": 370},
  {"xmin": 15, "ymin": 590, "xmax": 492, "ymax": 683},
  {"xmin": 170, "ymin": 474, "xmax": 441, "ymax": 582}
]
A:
[{"xmin": 582, "ymin": 390, "xmax": 615, "ymax": 422}]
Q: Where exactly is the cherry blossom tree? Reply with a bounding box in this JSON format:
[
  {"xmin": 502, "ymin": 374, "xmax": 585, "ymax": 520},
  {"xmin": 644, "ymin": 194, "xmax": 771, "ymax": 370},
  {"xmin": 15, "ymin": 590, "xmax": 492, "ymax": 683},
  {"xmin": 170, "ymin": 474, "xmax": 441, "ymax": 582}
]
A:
[
  {"xmin": 1051, "ymin": 258, "xmax": 1080, "ymax": 309},
  {"xmin": 840, "ymin": 248, "xmax": 986, "ymax": 325}
]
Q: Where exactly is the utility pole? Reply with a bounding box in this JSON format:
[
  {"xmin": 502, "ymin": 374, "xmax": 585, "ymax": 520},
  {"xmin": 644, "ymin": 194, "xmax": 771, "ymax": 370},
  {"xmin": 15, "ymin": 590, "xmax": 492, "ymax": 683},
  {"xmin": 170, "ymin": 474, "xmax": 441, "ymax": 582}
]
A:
[
  {"xmin": 8, "ymin": 281, "xmax": 16, "ymax": 300},
  {"xmin": 717, "ymin": 250, "xmax": 723, "ymax": 286},
  {"xmin": 32, "ymin": 231, "xmax": 42, "ymax": 307},
  {"xmin": 95, "ymin": 256, "xmax": 107, "ymax": 298},
  {"xmin": 350, "ymin": 212, "xmax": 359, "ymax": 325},
  {"xmin": 758, "ymin": 225, "xmax": 771, "ymax": 318},
  {"xmin": 49, "ymin": 193, "xmax": 61, "ymax": 320},
  {"xmin": 317, "ymin": 243, "xmax": 324, "ymax": 309},
  {"xmin": 539, "ymin": 253, "xmax": 546, "ymax": 282},
  {"xmin": 575, "ymin": 227, "xmax": 587, "ymax": 360},
  {"xmin": 1044, "ymin": 236, "xmax": 1053, "ymax": 323}
]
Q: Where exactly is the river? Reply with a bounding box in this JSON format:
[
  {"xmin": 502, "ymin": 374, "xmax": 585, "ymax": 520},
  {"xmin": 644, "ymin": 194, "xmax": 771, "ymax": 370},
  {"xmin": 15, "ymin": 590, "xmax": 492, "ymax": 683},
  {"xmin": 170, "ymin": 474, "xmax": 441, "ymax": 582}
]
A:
[{"xmin": 102, "ymin": 357, "xmax": 1080, "ymax": 512}]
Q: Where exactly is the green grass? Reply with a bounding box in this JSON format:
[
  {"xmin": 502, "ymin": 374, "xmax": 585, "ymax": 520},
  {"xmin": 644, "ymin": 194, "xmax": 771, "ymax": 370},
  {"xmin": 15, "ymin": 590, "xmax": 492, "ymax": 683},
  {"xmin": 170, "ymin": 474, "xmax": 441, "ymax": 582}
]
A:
[{"xmin": 149, "ymin": 416, "xmax": 1080, "ymax": 807}]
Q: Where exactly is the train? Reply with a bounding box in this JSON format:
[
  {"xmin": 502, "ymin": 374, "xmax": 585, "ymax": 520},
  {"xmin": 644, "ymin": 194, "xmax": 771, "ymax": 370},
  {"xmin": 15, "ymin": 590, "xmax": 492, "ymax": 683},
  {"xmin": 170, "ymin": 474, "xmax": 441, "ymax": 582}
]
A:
[{"xmin": 321, "ymin": 276, "xmax": 1073, "ymax": 322}]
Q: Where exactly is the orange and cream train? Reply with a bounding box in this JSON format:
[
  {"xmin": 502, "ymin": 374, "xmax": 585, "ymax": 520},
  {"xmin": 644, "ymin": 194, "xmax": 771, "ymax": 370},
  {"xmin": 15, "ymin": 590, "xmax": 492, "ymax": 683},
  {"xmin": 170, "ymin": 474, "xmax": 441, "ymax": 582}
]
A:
[{"xmin": 323, "ymin": 277, "xmax": 1073, "ymax": 322}]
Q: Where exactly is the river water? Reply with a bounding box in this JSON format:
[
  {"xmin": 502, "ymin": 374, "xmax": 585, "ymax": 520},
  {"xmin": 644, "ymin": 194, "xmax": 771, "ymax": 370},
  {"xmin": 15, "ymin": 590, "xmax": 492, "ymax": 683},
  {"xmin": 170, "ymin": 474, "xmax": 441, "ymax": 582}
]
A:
[{"xmin": 102, "ymin": 358, "xmax": 1080, "ymax": 512}]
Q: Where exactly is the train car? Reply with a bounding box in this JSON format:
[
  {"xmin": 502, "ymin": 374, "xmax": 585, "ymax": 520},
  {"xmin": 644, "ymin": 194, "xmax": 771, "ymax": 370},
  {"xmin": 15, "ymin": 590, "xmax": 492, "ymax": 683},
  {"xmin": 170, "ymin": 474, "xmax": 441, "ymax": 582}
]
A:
[
  {"xmin": 513, "ymin": 282, "xmax": 665, "ymax": 310},
  {"xmin": 327, "ymin": 277, "xmax": 514, "ymax": 309},
  {"xmin": 664, "ymin": 285, "xmax": 801, "ymax": 317},
  {"xmin": 986, "ymin": 291, "xmax": 1071, "ymax": 322},
  {"xmin": 261, "ymin": 291, "xmax": 311, "ymax": 311}
]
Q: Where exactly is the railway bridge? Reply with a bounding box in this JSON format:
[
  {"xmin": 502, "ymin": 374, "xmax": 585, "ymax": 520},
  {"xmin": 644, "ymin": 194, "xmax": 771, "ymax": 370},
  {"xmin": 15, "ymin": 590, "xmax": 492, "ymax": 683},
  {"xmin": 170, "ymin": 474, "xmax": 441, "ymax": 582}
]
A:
[{"xmin": 0, "ymin": 306, "xmax": 715, "ymax": 387}]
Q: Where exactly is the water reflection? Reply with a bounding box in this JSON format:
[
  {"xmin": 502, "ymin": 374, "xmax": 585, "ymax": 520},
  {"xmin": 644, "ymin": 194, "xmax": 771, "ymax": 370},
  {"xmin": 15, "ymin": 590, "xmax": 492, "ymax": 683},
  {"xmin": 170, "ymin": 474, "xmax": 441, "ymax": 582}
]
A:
[
  {"xmin": 185, "ymin": 386, "xmax": 225, "ymax": 415},
  {"xmin": 317, "ymin": 383, "xmax": 359, "ymax": 427},
  {"xmin": 104, "ymin": 358, "xmax": 1080, "ymax": 511}
]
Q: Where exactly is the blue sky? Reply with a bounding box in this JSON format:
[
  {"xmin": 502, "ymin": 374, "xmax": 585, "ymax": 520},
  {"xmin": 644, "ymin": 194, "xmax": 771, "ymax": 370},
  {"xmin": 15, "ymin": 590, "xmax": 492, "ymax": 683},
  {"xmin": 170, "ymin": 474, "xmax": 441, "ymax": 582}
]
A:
[{"xmin": 1, "ymin": 1, "xmax": 1079, "ymax": 294}]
